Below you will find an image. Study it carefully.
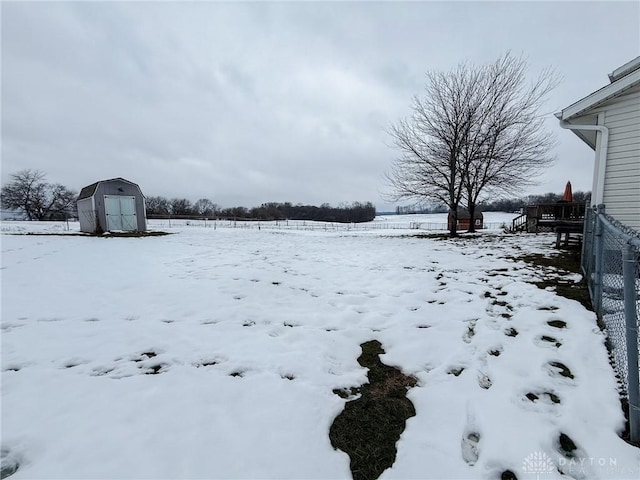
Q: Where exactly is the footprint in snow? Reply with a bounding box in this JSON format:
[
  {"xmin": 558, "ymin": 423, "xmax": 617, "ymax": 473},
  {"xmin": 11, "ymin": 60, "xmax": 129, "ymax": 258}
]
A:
[
  {"xmin": 461, "ymin": 432, "xmax": 481, "ymax": 465},
  {"xmin": 556, "ymin": 432, "xmax": 592, "ymax": 479},
  {"xmin": 463, "ymin": 321, "xmax": 477, "ymax": 343},
  {"xmin": 1, "ymin": 446, "xmax": 20, "ymax": 479},
  {"xmin": 477, "ymin": 371, "xmax": 492, "ymax": 389},
  {"xmin": 488, "ymin": 347, "xmax": 503, "ymax": 357},
  {"xmin": 547, "ymin": 319, "xmax": 567, "ymax": 329},
  {"xmin": 535, "ymin": 335, "xmax": 563, "ymax": 349},
  {"xmin": 546, "ymin": 361, "xmax": 575, "ymax": 380},
  {"xmin": 3, "ymin": 364, "xmax": 24, "ymax": 373},
  {"xmin": 524, "ymin": 391, "xmax": 561, "ymax": 405},
  {"xmin": 461, "ymin": 407, "xmax": 481, "ymax": 466}
]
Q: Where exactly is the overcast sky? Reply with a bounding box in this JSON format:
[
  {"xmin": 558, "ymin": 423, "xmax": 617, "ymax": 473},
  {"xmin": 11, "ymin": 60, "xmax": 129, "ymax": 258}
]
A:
[{"xmin": 2, "ymin": 1, "xmax": 639, "ymax": 211}]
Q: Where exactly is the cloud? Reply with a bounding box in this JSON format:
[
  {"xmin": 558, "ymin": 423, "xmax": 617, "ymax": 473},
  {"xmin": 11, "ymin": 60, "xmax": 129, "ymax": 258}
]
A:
[{"xmin": 2, "ymin": 2, "xmax": 638, "ymax": 211}]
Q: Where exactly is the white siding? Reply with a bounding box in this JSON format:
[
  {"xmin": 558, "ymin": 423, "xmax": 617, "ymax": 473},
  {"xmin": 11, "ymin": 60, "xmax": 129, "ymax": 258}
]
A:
[{"xmin": 601, "ymin": 90, "xmax": 640, "ymax": 231}]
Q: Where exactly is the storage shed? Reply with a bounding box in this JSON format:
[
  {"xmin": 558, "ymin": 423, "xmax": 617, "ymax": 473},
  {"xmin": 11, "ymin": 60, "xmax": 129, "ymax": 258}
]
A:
[
  {"xmin": 448, "ymin": 210, "xmax": 484, "ymax": 230},
  {"xmin": 77, "ymin": 178, "xmax": 147, "ymax": 233}
]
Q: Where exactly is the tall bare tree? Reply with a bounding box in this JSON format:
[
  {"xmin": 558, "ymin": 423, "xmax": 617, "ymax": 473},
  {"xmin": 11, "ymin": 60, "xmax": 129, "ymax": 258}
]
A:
[
  {"xmin": 460, "ymin": 54, "xmax": 558, "ymax": 232},
  {"xmin": 387, "ymin": 53, "xmax": 558, "ymax": 235},
  {"xmin": 1, "ymin": 169, "xmax": 76, "ymax": 220}
]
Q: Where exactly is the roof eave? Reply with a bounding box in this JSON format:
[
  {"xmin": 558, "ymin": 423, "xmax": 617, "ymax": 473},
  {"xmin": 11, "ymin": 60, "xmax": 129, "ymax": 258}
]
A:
[{"xmin": 559, "ymin": 69, "xmax": 640, "ymax": 121}]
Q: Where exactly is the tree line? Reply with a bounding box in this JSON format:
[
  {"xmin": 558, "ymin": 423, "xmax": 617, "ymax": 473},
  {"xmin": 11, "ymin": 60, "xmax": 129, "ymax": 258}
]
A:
[
  {"xmin": 481, "ymin": 190, "xmax": 590, "ymax": 213},
  {"xmin": 1, "ymin": 170, "xmax": 376, "ymax": 223},
  {"xmin": 394, "ymin": 190, "xmax": 590, "ymax": 215},
  {"xmin": 146, "ymin": 197, "xmax": 376, "ymax": 223}
]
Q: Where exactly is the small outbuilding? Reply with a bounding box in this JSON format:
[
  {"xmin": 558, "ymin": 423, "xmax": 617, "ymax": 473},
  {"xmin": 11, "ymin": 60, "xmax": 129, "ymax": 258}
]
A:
[
  {"xmin": 448, "ymin": 210, "xmax": 484, "ymax": 230},
  {"xmin": 77, "ymin": 178, "xmax": 147, "ymax": 233}
]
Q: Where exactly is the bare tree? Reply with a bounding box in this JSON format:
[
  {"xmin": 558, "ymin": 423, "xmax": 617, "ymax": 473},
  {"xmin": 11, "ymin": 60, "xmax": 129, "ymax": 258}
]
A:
[
  {"xmin": 1, "ymin": 169, "xmax": 76, "ymax": 220},
  {"xmin": 387, "ymin": 53, "xmax": 558, "ymax": 235},
  {"xmin": 460, "ymin": 54, "xmax": 558, "ymax": 232},
  {"xmin": 169, "ymin": 198, "xmax": 193, "ymax": 216},
  {"xmin": 387, "ymin": 62, "xmax": 484, "ymax": 236},
  {"xmin": 193, "ymin": 198, "xmax": 218, "ymax": 217},
  {"xmin": 146, "ymin": 196, "xmax": 171, "ymax": 216}
]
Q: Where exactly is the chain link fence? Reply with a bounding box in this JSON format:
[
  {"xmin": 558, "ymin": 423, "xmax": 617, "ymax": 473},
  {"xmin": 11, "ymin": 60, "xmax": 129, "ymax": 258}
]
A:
[{"xmin": 582, "ymin": 205, "xmax": 640, "ymax": 441}]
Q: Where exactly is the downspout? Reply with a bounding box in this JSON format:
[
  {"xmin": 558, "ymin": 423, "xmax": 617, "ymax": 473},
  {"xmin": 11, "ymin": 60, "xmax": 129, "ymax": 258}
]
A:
[{"xmin": 558, "ymin": 120, "xmax": 609, "ymax": 206}]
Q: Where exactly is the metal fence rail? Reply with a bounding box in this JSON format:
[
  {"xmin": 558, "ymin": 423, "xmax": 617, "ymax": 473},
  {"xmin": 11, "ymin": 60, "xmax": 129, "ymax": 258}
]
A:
[{"xmin": 582, "ymin": 205, "xmax": 640, "ymax": 441}]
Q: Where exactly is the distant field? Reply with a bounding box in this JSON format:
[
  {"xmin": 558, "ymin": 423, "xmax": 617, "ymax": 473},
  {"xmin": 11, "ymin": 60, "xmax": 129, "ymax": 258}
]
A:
[{"xmin": 0, "ymin": 211, "xmax": 520, "ymax": 235}]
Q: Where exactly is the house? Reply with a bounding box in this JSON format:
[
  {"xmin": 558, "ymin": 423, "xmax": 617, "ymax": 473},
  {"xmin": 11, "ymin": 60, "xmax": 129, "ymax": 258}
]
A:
[
  {"xmin": 448, "ymin": 210, "xmax": 483, "ymax": 230},
  {"xmin": 77, "ymin": 178, "xmax": 147, "ymax": 233},
  {"xmin": 555, "ymin": 56, "xmax": 640, "ymax": 231}
]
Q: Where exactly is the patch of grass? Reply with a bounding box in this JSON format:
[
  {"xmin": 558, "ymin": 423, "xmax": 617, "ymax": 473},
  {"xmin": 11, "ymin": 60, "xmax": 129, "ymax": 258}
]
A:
[
  {"xmin": 329, "ymin": 340, "xmax": 417, "ymax": 480},
  {"xmin": 516, "ymin": 247, "xmax": 592, "ymax": 311},
  {"xmin": 332, "ymin": 387, "xmax": 361, "ymax": 399},
  {"xmin": 22, "ymin": 231, "xmax": 171, "ymax": 238},
  {"xmin": 406, "ymin": 233, "xmax": 449, "ymax": 240},
  {"xmin": 619, "ymin": 398, "xmax": 640, "ymax": 447}
]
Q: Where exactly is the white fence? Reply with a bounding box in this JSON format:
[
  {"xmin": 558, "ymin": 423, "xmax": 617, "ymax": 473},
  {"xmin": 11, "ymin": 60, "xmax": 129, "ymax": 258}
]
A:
[{"xmin": 146, "ymin": 218, "xmax": 509, "ymax": 232}]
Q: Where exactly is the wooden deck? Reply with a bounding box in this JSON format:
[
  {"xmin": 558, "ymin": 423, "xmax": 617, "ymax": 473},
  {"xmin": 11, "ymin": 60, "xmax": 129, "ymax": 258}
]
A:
[{"xmin": 511, "ymin": 203, "xmax": 586, "ymax": 247}]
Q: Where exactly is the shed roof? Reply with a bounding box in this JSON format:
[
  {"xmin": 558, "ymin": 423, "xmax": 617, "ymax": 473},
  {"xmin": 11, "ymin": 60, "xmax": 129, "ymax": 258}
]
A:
[
  {"xmin": 451, "ymin": 210, "xmax": 483, "ymax": 220},
  {"xmin": 77, "ymin": 178, "xmax": 143, "ymax": 201}
]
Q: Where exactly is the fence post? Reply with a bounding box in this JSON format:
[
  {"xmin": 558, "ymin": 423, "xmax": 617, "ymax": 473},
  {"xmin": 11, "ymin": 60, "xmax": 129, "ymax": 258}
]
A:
[
  {"xmin": 581, "ymin": 206, "xmax": 591, "ymax": 271},
  {"xmin": 622, "ymin": 243, "xmax": 640, "ymax": 443},
  {"xmin": 593, "ymin": 207, "xmax": 605, "ymax": 316}
]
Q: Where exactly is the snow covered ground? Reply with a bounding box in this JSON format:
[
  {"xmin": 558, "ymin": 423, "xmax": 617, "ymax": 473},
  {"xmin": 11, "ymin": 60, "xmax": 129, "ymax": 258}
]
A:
[{"xmin": 2, "ymin": 218, "xmax": 639, "ymax": 479}]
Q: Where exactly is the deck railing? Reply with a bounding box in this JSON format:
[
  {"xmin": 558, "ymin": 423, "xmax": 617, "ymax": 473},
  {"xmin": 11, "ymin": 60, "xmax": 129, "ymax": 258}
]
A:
[
  {"xmin": 526, "ymin": 202, "xmax": 586, "ymax": 221},
  {"xmin": 513, "ymin": 202, "xmax": 587, "ymax": 233}
]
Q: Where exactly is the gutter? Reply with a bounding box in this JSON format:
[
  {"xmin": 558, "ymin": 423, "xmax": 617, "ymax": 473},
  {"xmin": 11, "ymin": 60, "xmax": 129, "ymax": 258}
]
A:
[{"xmin": 558, "ymin": 120, "xmax": 609, "ymax": 206}]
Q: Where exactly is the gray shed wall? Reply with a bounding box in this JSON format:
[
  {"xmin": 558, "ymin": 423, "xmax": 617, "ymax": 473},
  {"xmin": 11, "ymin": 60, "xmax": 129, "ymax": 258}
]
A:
[{"xmin": 77, "ymin": 198, "xmax": 96, "ymax": 233}]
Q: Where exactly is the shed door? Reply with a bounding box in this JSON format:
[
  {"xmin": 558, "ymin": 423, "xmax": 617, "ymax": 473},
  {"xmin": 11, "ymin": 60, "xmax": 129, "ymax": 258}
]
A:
[{"xmin": 104, "ymin": 195, "xmax": 137, "ymax": 231}]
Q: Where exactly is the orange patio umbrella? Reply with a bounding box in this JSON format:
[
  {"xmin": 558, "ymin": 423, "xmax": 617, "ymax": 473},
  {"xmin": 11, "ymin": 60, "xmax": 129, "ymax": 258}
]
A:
[{"xmin": 562, "ymin": 181, "xmax": 573, "ymax": 202}]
